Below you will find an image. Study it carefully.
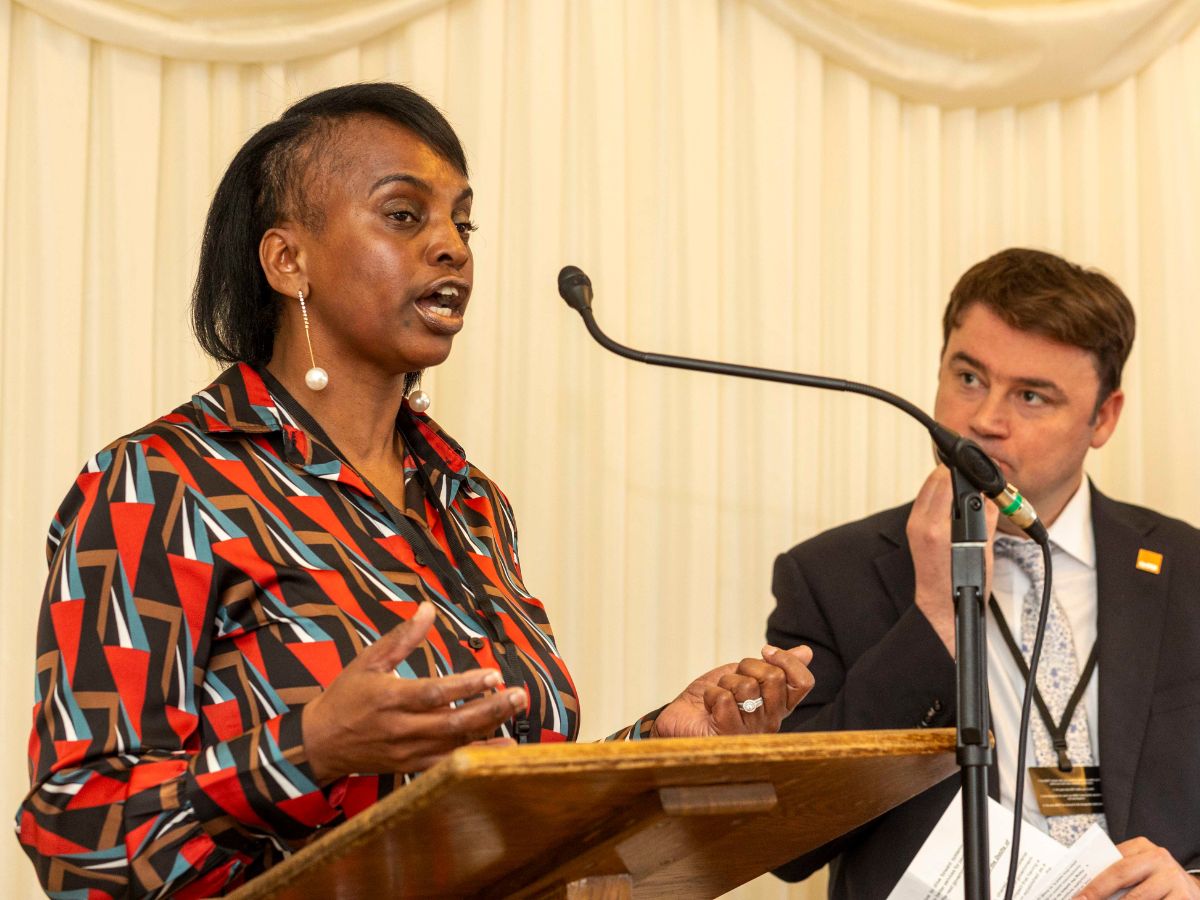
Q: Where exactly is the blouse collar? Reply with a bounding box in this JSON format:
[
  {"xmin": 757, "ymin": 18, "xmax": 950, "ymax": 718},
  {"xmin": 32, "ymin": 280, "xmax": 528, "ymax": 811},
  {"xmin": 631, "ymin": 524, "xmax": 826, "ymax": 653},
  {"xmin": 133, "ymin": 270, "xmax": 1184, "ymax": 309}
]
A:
[{"xmin": 189, "ymin": 364, "xmax": 474, "ymax": 513}]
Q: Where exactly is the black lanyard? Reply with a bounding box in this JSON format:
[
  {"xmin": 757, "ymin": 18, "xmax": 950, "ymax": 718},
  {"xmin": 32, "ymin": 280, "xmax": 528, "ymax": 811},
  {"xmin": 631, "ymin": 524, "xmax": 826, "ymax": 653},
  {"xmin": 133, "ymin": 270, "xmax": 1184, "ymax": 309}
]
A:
[
  {"xmin": 257, "ymin": 371, "xmax": 530, "ymax": 739},
  {"xmin": 989, "ymin": 595, "xmax": 1097, "ymax": 771}
]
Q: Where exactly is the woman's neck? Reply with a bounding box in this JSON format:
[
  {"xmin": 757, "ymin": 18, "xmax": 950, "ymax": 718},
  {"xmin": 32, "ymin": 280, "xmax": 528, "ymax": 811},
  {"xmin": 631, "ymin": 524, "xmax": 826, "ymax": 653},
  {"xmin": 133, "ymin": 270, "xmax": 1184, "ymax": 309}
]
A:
[{"xmin": 265, "ymin": 343, "xmax": 410, "ymax": 473}]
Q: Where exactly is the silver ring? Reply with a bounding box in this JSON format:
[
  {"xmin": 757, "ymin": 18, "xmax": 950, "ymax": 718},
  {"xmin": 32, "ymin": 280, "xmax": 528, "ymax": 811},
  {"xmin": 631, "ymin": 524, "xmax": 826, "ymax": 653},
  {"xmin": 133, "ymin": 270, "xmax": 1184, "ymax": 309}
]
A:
[{"xmin": 737, "ymin": 696, "xmax": 764, "ymax": 714}]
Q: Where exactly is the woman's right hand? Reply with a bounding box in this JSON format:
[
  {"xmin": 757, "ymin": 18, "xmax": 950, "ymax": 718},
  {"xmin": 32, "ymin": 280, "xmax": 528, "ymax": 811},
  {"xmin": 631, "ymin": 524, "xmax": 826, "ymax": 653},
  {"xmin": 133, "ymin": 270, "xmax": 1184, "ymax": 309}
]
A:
[{"xmin": 301, "ymin": 602, "xmax": 526, "ymax": 784}]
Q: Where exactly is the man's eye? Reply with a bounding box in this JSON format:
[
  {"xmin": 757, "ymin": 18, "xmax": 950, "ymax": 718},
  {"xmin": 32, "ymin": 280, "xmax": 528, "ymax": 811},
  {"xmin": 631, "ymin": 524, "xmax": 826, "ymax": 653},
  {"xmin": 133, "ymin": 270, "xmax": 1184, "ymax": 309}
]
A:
[
  {"xmin": 959, "ymin": 372, "xmax": 979, "ymax": 386},
  {"xmin": 1021, "ymin": 390, "xmax": 1046, "ymax": 406}
]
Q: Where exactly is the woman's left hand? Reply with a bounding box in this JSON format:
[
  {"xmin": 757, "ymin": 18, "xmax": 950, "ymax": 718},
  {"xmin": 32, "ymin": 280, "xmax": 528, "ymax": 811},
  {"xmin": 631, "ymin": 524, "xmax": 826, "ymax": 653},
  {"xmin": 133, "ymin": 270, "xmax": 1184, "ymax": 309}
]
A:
[{"xmin": 650, "ymin": 644, "xmax": 815, "ymax": 738}]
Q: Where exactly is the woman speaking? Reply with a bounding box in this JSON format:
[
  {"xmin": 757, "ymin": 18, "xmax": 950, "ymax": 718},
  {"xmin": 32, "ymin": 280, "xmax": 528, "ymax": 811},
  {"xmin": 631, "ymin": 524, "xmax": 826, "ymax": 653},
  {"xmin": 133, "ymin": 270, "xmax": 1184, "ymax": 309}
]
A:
[{"xmin": 18, "ymin": 83, "xmax": 813, "ymax": 898}]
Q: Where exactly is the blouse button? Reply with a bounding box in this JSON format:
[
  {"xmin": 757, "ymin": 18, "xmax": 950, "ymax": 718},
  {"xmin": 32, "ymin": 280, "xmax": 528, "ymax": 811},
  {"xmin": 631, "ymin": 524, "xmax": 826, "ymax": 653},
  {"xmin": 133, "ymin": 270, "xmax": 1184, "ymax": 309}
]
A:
[
  {"xmin": 413, "ymin": 552, "xmax": 426, "ymax": 567},
  {"xmin": 468, "ymin": 637, "xmax": 485, "ymax": 650}
]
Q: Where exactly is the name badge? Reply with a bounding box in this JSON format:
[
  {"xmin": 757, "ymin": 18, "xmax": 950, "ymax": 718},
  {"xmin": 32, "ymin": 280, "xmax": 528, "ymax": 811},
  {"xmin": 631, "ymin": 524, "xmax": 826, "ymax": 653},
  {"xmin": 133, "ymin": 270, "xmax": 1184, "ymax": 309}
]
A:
[{"xmin": 1028, "ymin": 765, "xmax": 1104, "ymax": 817}]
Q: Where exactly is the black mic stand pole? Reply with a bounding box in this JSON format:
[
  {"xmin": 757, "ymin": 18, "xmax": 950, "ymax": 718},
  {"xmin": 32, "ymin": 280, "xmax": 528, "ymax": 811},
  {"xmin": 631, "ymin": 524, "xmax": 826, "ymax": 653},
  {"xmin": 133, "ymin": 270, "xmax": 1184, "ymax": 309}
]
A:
[
  {"xmin": 558, "ymin": 265, "xmax": 1004, "ymax": 899},
  {"xmin": 950, "ymin": 468, "xmax": 994, "ymax": 900}
]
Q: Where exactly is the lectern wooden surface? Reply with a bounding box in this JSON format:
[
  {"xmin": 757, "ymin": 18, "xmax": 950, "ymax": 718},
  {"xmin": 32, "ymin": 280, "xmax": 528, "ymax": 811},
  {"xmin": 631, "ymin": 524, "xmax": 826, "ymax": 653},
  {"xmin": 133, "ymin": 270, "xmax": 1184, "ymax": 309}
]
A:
[{"xmin": 227, "ymin": 728, "xmax": 956, "ymax": 899}]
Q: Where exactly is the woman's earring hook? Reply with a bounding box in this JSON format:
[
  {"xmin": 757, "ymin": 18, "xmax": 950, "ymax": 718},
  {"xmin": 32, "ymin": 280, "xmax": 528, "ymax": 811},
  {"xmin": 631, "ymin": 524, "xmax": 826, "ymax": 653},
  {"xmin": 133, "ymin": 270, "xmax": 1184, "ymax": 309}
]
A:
[{"xmin": 297, "ymin": 288, "xmax": 328, "ymax": 391}]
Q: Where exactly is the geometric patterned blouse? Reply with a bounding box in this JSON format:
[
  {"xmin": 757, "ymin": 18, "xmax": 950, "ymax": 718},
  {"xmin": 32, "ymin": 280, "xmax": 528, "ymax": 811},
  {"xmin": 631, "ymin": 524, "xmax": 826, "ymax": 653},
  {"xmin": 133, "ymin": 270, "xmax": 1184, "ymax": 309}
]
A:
[{"xmin": 18, "ymin": 364, "xmax": 647, "ymax": 898}]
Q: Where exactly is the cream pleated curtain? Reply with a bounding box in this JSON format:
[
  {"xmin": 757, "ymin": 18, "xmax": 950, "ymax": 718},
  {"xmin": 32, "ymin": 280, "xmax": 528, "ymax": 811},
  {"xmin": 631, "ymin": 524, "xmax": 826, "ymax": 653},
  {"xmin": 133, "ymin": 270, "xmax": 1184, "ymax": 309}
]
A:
[{"xmin": 3, "ymin": 0, "xmax": 1200, "ymax": 897}]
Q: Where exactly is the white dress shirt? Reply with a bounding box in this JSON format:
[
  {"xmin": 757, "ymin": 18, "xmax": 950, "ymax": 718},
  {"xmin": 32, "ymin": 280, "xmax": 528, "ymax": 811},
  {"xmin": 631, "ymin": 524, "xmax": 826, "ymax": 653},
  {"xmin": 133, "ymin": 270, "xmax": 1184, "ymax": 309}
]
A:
[{"xmin": 987, "ymin": 479, "xmax": 1101, "ymax": 834}]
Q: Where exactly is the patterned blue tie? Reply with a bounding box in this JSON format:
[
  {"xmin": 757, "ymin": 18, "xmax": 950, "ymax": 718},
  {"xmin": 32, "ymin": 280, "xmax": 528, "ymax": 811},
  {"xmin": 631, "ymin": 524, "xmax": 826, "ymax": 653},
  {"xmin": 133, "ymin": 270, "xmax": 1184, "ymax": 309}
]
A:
[{"xmin": 993, "ymin": 536, "xmax": 1106, "ymax": 845}]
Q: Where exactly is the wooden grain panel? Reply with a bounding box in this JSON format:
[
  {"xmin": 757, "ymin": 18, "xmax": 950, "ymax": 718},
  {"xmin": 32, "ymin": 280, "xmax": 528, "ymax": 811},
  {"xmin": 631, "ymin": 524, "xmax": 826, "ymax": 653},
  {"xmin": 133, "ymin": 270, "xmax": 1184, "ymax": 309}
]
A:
[{"xmin": 227, "ymin": 729, "xmax": 957, "ymax": 899}]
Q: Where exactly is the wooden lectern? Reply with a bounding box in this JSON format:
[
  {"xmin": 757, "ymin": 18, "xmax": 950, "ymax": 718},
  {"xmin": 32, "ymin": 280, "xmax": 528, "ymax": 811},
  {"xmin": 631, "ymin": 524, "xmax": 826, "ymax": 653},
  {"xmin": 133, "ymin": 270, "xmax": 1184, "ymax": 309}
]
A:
[{"xmin": 227, "ymin": 728, "xmax": 956, "ymax": 899}]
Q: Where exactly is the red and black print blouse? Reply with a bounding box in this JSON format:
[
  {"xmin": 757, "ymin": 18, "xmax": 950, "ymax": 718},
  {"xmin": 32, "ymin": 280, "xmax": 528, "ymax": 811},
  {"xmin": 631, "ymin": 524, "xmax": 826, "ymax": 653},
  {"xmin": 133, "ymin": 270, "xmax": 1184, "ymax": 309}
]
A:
[{"xmin": 18, "ymin": 364, "xmax": 649, "ymax": 898}]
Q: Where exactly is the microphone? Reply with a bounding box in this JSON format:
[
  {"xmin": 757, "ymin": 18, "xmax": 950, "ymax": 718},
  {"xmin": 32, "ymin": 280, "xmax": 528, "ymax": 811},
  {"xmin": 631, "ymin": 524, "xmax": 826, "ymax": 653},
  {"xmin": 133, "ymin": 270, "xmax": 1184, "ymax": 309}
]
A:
[
  {"xmin": 927, "ymin": 428, "xmax": 1048, "ymax": 543},
  {"xmin": 557, "ymin": 265, "xmax": 593, "ymax": 312},
  {"xmin": 556, "ymin": 264, "xmax": 1047, "ymax": 543},
  {"xmin": 559, "ymin": 263, "xmax": 1051, "ymax": 900}
]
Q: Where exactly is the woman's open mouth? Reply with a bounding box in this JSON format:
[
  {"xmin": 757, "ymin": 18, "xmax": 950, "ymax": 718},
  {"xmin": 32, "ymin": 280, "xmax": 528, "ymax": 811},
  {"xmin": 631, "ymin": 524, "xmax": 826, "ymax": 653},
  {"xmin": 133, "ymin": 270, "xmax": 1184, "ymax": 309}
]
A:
[{"xmin": 413, "ymin": 282, "xmax": 468, "ymax": 335}]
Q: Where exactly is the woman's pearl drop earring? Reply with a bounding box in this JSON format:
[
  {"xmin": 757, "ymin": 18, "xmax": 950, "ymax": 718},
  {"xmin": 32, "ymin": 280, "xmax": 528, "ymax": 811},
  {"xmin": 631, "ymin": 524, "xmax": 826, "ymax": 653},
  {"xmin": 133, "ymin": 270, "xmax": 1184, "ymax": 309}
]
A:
[
  {"xmin": 407, "ymin": 389, "xmax": 431, "ymax": 413},
  {"xmin": 297, "ymin": 289, "xmax": 328, "ymax": 391}
]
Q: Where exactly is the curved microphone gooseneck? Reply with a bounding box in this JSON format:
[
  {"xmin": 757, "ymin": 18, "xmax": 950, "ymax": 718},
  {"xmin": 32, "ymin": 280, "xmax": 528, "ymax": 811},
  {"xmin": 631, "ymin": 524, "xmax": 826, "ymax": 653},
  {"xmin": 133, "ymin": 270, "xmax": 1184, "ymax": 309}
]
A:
[
  {"xmin": 558, "ymin": 264, "xmax": 1053, "ymax": 900},
  {"xmin": 558, "ymin": 265, "xmax": 1045, "ymax": 542}
]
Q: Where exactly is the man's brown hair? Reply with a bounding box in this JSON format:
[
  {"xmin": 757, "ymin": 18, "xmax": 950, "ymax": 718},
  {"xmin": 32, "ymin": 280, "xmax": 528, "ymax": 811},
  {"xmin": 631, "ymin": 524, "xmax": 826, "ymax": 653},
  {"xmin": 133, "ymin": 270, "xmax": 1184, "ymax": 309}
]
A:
[{"xmin": 941, "ymin": 248, "xmax": 1136, "ymax": 408}]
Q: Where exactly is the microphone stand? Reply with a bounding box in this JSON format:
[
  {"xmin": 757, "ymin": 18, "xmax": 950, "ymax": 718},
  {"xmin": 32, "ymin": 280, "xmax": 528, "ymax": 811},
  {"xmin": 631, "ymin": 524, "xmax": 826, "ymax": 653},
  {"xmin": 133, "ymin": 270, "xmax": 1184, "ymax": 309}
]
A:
[
  {"xmin": 950, "ymin": 467, "xmax": 993, "ymax": 900},
  {"xmin": 556, "ymin": 266, "xmax": 1046, "ymax": 900}
]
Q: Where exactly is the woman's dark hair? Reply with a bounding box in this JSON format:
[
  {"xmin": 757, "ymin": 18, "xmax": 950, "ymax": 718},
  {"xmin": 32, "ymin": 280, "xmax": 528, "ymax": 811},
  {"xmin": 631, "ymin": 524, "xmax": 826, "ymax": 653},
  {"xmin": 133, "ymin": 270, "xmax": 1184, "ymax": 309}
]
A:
[{"xmin": 191, "ymin": 82, "xmax": 468, "ymax": 366}]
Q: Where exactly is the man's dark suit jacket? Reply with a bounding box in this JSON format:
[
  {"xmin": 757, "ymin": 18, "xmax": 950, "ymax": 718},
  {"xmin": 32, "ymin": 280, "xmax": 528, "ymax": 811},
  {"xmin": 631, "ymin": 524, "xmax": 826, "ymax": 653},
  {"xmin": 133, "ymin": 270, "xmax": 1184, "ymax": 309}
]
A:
[{"xmin": 767, "ymin": 484, "xmax": 1200, "ymax": 899}]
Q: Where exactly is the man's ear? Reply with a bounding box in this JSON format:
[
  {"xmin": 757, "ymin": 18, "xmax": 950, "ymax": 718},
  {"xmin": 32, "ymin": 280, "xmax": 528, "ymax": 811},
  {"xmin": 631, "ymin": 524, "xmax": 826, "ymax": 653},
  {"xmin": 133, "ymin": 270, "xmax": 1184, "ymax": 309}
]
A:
[
  {"xmin": 260, "ymin": 226, "xmax": 306, "ymax": 298},
  {"xmin": 1090, "ymin": 388, "xmax": 1124, "ymax": 450}
]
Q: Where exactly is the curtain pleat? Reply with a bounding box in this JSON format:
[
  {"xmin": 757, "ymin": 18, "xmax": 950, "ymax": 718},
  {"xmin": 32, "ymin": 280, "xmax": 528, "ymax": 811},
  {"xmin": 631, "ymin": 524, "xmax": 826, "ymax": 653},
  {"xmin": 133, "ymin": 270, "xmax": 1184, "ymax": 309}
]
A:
[
  {"xmin": 4, "ymin": 3, "xmax": 1200, "ymax": 897},
  {"xmin": 751, "ymin": 0, "xmax": 1200, "ymax": 106},
  {"xmin": 22, "ymin": 0, "xmax": 446, "ymax": 61},
  {"xmin": 19, "ymin": 0, "xmax": 1200, "ymax": 105}
]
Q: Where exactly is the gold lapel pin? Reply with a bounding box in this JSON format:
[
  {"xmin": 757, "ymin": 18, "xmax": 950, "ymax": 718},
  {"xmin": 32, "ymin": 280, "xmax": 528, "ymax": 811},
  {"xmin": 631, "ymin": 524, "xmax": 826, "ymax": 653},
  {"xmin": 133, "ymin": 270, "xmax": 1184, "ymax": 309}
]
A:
[{"xmin": 1135, "ymin": 548, "xmax": 1163, "ymax": 575}]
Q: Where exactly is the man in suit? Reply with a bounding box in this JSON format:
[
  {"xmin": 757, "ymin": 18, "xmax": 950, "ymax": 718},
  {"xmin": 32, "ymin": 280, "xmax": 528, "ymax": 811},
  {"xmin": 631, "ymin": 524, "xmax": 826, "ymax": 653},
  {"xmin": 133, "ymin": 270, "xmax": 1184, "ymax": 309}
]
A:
[{"xmin": 768, "ymin": 248, "xmax": 1200, "ymax": 899}]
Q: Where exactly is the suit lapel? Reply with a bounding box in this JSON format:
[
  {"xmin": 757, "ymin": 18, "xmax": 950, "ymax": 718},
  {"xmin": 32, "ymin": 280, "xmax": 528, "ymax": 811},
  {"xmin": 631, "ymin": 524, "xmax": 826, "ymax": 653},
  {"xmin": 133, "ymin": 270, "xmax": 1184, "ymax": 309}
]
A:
[
  {"xmin": 873, "ymin": 505, "xmax": 917, "ymax": 618},
  {"xmin": 1092, "ymin": 486, "xmax": 1169, "ymax": 838},
  {"xmin": 872, "ymin": 506, "xmax": 1002, "ymax": 797}
]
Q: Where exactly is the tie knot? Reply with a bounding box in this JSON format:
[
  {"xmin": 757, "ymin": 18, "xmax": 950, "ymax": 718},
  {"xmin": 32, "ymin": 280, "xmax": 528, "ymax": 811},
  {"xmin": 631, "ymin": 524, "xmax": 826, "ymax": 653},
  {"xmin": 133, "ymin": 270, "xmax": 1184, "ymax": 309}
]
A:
[{"xmin": 993, "ymin": 535, "xmax": 1045, "ymax": 581}]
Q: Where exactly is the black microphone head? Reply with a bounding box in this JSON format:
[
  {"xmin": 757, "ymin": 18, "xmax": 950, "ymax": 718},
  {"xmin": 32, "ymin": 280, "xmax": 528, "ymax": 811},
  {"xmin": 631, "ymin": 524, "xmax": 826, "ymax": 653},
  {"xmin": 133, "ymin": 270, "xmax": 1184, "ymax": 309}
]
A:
[
  {"xmin": 931, "ymin": 425, "xmax": 1007, "ymax": 496},
  {"xmin": 557, "ymin": 265, "xmax": 593, "ymax": 312}
]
